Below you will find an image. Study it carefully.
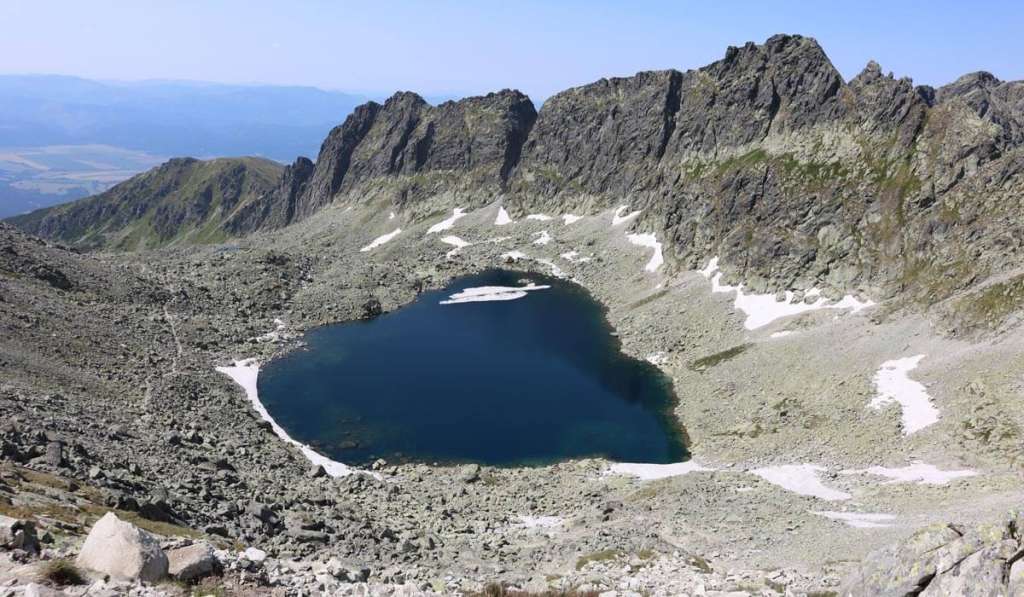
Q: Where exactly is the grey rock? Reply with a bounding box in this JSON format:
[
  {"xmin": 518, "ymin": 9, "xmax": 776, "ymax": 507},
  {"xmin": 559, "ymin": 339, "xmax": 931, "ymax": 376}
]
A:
[
  {"xmin": 459, "ymin": 464, "xmax": 481, "ymax": 483},
  {"xmin": 166, "ymin": 542, "xmax": 220, "ymax": 583},
  {"xmin": 839, "ymin": 523, "xmax": 961, "ymax": 596},
  {"xmin": 0, "ymin": 515, "xmax": 39, "ymax": 554}
]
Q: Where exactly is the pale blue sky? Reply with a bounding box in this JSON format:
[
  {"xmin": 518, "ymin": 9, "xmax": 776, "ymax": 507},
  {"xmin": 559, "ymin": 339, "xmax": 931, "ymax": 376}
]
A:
[{"xmin": 2, "ymin": 1, "xmax": 1022, "ymax": 101}]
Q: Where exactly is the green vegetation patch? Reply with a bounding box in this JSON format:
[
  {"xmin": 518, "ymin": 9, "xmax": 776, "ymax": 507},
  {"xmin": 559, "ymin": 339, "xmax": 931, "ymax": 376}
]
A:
[{"xmin": 575, "ymin": 548, "xmax": 623, "ymax": 570}]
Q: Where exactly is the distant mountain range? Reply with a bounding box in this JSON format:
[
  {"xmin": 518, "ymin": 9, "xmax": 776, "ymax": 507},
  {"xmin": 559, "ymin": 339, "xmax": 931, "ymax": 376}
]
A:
[
  {"xmin": 0, "ymin": 75, "xmax": 371, "ymax": 160},
  {"xmin": 0, "ymin": 75, "xmax": 377, "ymax": 217}
]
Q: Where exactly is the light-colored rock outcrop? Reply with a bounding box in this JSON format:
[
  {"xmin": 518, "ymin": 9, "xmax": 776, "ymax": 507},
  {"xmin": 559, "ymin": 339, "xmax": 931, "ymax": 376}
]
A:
[{"xmin": 75, "ymin": 512, "xmax": 168, "ymax": 582}]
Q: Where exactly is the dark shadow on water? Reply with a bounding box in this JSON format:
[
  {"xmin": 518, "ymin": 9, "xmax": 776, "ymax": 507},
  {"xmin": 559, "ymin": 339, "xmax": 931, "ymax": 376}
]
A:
[{"xmin": 258, "ymin": 269, "xmax": 689, "ymax": 467}]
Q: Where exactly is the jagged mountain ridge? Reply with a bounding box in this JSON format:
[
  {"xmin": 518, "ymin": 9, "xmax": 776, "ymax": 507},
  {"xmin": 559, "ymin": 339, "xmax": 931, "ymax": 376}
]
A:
[{"xmin": 10, "ymin": 34, "xmax": 1024, "ymax": 327}]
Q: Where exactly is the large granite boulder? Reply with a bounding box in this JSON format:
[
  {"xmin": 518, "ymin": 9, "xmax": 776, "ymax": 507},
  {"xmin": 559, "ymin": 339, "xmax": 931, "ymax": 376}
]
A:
[{"xmin": 75, "ymin": 512, "xmax": 168, "ymax": 582}]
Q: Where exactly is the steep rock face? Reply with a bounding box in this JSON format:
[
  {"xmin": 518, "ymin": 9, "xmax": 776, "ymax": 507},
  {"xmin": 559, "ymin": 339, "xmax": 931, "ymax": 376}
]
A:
[
  {"xmin": 295, "ymin": 89, "xmax": 537, "ymax": 213},
  {"xmin": 224, "ymin": 156, "xmax": 315, "ymax": 233},
  {"xmin": 298, "ymin": 102, "xmax": 382, "ymax": 221},
  {"xmin": 516, "ymin": 70, "xmax": 683, "ymax": 196},
  {"xmin": 8, "ymin": 157, "xmax": 283, "ymax": 250}
]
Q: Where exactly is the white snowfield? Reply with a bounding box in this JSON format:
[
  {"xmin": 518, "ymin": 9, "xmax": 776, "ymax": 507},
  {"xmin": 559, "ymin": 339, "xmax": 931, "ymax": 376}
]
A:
[
  {"xmin": 533, "ymin": 230, "xmax": 552, "ymax": 245},
  {"xmin": 843, "ymin": 461, "xmax": 977, "ymax": 485},
  {"xmin": 606, "ymin": 460, "xmax": 712, "ymax": 481},
  {"xmin": 501, "ymin": 250, "xmax": 527, "ymax": 261},
  {"xmin": 869, "ymin": 355, "xmax": 940, "ymax": 435},
  {"xmin": 427, "ymin": 208, "xmax": 466, "ymax": 233},
  {"xmin": 215, "ymin": 360, "xmax": 355, "ymax": 477},
  {"xmin": 359, "ymin": 228, "xmax": 402, "ymax": 252},
  {"xmin": 626, "ymin": 233, "xmax": 664, "ymax": 273},
  {"xmin": 495, "ymin": 206, "xmax": 513, "ymax": 226},
  {"xmin": 700, "ymin": 257, "xmax": 875, "ymax": 329},
  {"xmin": 751, "ymin": 464, "xmax": 851, "ymax": 501},
  {"xmin": 561, "ymin": 214, "xmax": 583, "ymax": 225},
  {"xmin": 526, "ymin": 214, "xmax": 553, "ymax": 221},
  {"xmin": 813, "ymin": 511, "xmax": 896, "ymax": 529},
  {"xmin": 439, "ymin": 284, "xmax": 550, "ymax": 305},
  {"xmin": 612, "ymin": 205, "xmax": 641, "ymax": 226}
]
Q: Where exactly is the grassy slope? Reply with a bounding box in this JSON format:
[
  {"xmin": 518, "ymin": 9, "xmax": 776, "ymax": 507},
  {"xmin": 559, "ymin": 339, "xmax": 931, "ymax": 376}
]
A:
[{"xmin": 7, "ymin": 156, "xmax": 284, "ymax": 250}]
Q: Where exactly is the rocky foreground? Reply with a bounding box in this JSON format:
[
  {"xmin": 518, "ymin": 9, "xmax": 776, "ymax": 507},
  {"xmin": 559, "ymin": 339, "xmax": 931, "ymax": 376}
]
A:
[{"xmin": 2, "ymin": 33, "xmax": 1024, "ymax": 596}]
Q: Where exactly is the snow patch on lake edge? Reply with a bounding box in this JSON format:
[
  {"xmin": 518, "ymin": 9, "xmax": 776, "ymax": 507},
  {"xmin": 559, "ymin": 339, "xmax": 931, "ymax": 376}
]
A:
[
  {"xmin": 699, "ymin": 257, "xmax": 875, "ymax": 329},
  {"xmin": 427, "ymin": 208, "xmax": 466, "ymax": 233},
  {"xmin": 215, "ymin": 360, "xmax": 357, "ymax": 477},
  {"xmin": 626, "ymin": 233, "xmax": 664, "ymax": 273},
  {"xmin": 439, "ymin": 284, "xmax": 551, "ymax": 305},
  {"xmin": 869, "ymin": 355, "xmax": 940, "ymax": 434},
  {"xmin": 359, "ymin": 228, "xmax": 402, "ymax": 252}
]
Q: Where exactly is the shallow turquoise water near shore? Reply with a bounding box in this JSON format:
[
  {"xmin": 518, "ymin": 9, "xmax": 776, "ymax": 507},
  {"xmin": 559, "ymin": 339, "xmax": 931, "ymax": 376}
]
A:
[{"xmin": 258, "ymin": 269, "xmax": 687, "ymax": 466}]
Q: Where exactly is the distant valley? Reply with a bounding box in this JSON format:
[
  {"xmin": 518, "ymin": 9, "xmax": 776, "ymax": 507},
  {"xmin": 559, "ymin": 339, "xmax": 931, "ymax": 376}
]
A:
[{"xmin": 0, "ymin": 75, "xmax": 373, "ymax": 217}]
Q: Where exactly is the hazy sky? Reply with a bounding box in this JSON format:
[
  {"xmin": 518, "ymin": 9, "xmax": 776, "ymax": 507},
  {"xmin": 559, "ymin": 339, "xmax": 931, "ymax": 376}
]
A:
[{"xmin": 2, "ymin": 1, "xmax": 1022, "ymax": 101}]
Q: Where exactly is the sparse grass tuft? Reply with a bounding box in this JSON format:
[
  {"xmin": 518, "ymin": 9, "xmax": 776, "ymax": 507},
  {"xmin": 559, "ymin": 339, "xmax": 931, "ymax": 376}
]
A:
[
  {"xmin": 574, "ymin": 548, "xmax": 622, "ymax": 571},
  {"xmin": 39, "ymin": 559, "xmax": 86, "ymax": 586}
]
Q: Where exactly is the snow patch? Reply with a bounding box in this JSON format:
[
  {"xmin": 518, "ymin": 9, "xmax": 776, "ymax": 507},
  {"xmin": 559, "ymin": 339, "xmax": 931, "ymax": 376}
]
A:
[
  {"xmin": 646, "ymin": 352, "xmax": 668, "ymax": 365},
  {"xmin": 516, "ymin": 515, "xmax": 563, "ymax": 529},
  {"xmin": 842, "ymin": 461, "xmax": 977, "ymax": 485},
  {"xmin": 427, "ymin": 208, "xmax": 466, "ymax": 233},
  {"xmin": 439, "ymin": 284, "xmax": 550, "ymax": 305},
  {"xmin": 562, "ymin": 214, "xmax": 582, "ymax": 225},
  {"xmin": 439, "ymin": 235, "xmax": 471, "ymax": 258},
  {"xmin": 626, "ymin": 233, "xmax": 664, "ymax": 273},
  {"xmin": 868, "ymin": 355, "xmax": 939, "ymax": 435},
  {"xmin": 813, "ymin": 511, "xmax": 896, "ymax": 529},
  {"xmin": 495, "ymin": 206, "xmax": 513, "ymax": 226},
  {"xmin": 526, "ymin": 214, "xmax": 553, "ymax": 221},
  {"xmin": 612, "ymin": 205, "xmax": 641, "ymax": 226},
  {"xmin": 253, "ymin": 318, "xmax": 292, "ymax": 344},
  {"xmin": 535, "ymin": 258, "xmax": 567, "ymax": 278},
  {"xmin": 560, "ymin": 250, "xmax": 592, "ymax": 264},
  {"xmin": 606, "ymin": 460, "xmax": 712, "ymax": 481},
  {"xmin": 699, "ymin": 257, "xmax": 875, "ymax": 329},
  {"xmin": 533, "ymin": 230, "xmax": 552, "ymax": 245},
  {"xmin": 359, "ymin": 228, "xmax": 402, "ymax": 252},
  {"xmin": 215, "ymin": 360, "xmax": 356, "ymax": 477},
  {"xmin": 388, "ymin": 212, "xmax": 395, "ymax": 220},
  {"xmin": 501, "ymin": 250, "xmax": 527, "ymax": 261},
  {"xmin": 751, "ymin": 464, "xmax": 851, "ymax": 501}
]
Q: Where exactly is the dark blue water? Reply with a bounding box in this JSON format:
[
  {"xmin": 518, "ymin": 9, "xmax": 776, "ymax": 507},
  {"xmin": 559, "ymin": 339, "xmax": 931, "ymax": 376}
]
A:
[{"xmin": 258, "ymin": 270, "xmax": 687, "ymax": 466}]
